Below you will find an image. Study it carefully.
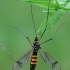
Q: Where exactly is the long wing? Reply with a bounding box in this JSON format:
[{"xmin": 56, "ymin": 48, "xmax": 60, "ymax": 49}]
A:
[
  {"xmin": 39, "ymin": 48, "xmax": 61, "ymax": 70},
  {"xmin": 12, "ymin": 48, "xmax": 33, "ymax": 70}
]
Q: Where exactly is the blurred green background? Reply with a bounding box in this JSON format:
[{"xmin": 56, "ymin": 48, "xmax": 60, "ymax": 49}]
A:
[{"xmin": 0, "ymin": 0, "xmax": 70, "ymax": 70}]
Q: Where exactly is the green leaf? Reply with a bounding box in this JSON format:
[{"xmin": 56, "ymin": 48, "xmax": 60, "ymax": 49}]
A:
[
  {"xmin": 23, "ymin": 0, "xmax": 55, "ymax": 8},
  {"xmin": 22, "ymin": 0, "xmax": 69, "ymax": 37},
  {"xmin": 37, "ymin": 10, "xmax": 65, "ymax": 37},
  {"xmin": 23, "ymin": 0, "xmax": 70, "ymax": 11},
  {"xmin": 64, "ymin": 2, "xmax": 70, "ymax": 10}
]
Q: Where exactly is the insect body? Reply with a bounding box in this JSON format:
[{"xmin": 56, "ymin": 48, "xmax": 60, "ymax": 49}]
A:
[{"xmin": 30, "ymin": 37, "xmax": 40, "ymax": 70}]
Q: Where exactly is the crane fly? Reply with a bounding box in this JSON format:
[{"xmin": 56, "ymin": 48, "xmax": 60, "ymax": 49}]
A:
[
  {"xmin": 1, "ymin": 0, "xmax": 64, "ymax": 70},
  {"xmin": 11, "ymin": 0, "xmax": 61, "ymax": 70},
  {"xmin": 12, "ymin": 36, "xmax": 61, "ymax": 70}
]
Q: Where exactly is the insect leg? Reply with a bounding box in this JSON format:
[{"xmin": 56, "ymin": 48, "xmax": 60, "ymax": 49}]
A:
[
  {"xmin": 30, "ymin": 0, "xmax": 37, "ymax": 37},
  {"xmin": 40, "ymin": 0, "xmax": 50, "ymax": 40},
  {"xmin": 40, "ymin": 22, "xmax": 66, "ymax": 45},
  {"xmin": 7, "ymin": 25, "xmax": 32, "ymax": 46},
  {"xmin": 0, "ymin": 43, "xmax": 16, "ymax": 62}
]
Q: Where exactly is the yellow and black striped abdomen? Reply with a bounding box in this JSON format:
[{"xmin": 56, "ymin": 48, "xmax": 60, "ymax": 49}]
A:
[
  {"xmin": 30, "ymin": 51, "xmax": 37, "ymax": 70},
  {"xmin": 31, "ymin": 55, "xmax": 37, "ymax": 64}
]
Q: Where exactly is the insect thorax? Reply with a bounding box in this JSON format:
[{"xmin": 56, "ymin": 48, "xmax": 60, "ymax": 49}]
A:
[{"xmin": 33, "ymin": 37, "xmax": 40, "ymax": 52}]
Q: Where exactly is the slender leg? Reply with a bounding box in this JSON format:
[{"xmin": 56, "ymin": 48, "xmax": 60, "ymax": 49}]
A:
[
  {"xmin": 7, "ymin": 25, "xmax": 32, "ymax": 46},
  {"xmin": 40, "ymin": 22, "xmax": 66, "ymax": 45},
  {"xmin": 0, "ymin": 43, "xmax": 16, "ymax": 62},
  {"xmin": 30, "ymin": 0, "xmax": 37, "ymax": 37},
  {"xmin": 40, "ymin": 38, "xmax": 53, "ymax": 45},
  {"xmin": 40, "ymin": 0, "xmax": 50, "ymax": 40}
]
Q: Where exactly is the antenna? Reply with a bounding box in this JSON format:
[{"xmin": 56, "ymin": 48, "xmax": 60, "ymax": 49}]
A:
[
  {"xmin": 40, "ymin": 0, "xmax": 50, "ymax": 40},
  {"xmin": 30, "ymin": 0, "xmax": 37, "ymax": 37},
  {"xmin": 40, "ymin": 22, "xmax": 66, "ymax": 45}
]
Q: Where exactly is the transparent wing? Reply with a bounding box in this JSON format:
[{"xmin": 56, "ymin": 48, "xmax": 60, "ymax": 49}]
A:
[
  {"xmin": 39, "ymin": 48, "xmax": 61, "ymax": 70},
  {"xmin": 12, "ymin": 48, "xmax": 33, "ymax": 70}
]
